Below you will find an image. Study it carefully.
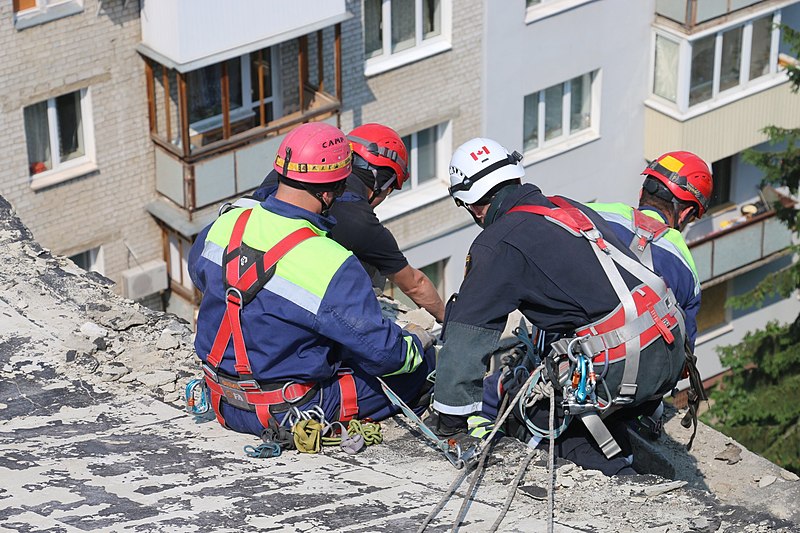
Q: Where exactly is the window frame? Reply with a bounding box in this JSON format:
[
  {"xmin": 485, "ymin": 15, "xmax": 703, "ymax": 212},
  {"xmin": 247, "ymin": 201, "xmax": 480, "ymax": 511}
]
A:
[
  {"xmin": 649, "ymin": 9, "xmax": 784, "ymax": 117},
  {"xmin": 68, "ymin": 246, "xmax": 104, "ymax": 276},
  {"xmin": 24, "ymin": 87, "xmax": 97, "ymax": 190},
  {"xmin": 13, "ymin": 0, "xmax": 83, "ymax": 29},
  {"xmin": 522, "ymin": 71, "xmax": 600, "ymax": 161},
  {"xmin": 187, "ymin": 48, "xmax": 282, "ymax": 137},
  {"xmin": 363, "ymin": 0, "xmax": 452, "ymax": 77},
  {"xmin": 524, "ymin": 0, "xmax": 598, "ymax": 24},
  {"xmin": 374, "ymin": 121, "xmax": 452, "ymax": 221}
]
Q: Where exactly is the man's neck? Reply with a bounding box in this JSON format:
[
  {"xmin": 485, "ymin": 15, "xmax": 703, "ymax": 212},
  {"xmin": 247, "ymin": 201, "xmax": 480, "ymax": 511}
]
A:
[{"xmin": 275, "ymin": 185, "xmax": 322, "ymax": 214}]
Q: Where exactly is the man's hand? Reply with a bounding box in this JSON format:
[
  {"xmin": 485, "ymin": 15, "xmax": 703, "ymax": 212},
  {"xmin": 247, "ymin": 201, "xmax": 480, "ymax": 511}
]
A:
[{"xmin": 404, "ymin": 323, "xmax": 436, "ymax": 351}]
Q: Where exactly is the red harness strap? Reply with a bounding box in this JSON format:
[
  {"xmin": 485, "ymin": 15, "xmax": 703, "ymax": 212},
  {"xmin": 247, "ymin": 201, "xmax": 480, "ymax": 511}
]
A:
[
  {"xmin": 508, "ymin": 196, "xmax": 610, "ymax": 254},
  {"xmin": 337, "ymin": 370, "xmax": 359, "ymax": 422},
  {"xmin": 204, "ymin": 209, "xmax": 317, "ymax": 429},
  {"xmin": 631, "ymin": 209, "xmax": 669, "ymax": 252}
]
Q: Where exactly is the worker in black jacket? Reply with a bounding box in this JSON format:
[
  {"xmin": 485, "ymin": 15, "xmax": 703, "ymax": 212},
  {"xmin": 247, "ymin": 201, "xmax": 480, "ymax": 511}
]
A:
[
  {"xmin": 427, "ymin": 138, "xmax": 686, "ymax": 475},
  {"xmin": 253, "ymin": 123, "xmax": 444, "ymax": 322}
]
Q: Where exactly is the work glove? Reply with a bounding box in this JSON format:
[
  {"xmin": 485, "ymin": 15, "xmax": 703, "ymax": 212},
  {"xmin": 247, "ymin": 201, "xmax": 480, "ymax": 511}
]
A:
[{"xmin": 403, "ymin": 323, "xmax": 436, "ymax": 351}]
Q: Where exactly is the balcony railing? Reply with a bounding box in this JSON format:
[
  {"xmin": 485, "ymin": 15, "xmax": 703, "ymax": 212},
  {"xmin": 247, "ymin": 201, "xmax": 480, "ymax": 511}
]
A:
[{"xmin": 687, "ymin": 195, "xmax": 794, "ymax": 284}]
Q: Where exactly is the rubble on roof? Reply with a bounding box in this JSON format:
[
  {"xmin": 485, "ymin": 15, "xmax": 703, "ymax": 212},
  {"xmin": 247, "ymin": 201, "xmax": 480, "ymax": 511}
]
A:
[{"xmin": 1, "ymin": 194, "xmax": 798, "ymax": 532}]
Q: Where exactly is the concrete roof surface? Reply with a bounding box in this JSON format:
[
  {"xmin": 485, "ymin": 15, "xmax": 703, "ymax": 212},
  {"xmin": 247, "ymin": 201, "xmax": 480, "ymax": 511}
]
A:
[{"xmin": 1, "ymin": 195, "xmax": 798, "ymax": 533}]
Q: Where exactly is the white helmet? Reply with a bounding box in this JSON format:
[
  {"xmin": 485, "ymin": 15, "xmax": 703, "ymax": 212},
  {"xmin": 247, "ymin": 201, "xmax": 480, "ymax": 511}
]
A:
[{"xmin": 448, "ymin": 138, "xmax": 524, "ymax": 205}]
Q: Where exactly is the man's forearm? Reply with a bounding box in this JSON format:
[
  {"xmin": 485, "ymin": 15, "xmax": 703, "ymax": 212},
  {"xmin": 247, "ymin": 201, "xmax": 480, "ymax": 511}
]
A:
[{"xmin": 389, "ymin": 265, "xmax": 445, "ymax": 322}]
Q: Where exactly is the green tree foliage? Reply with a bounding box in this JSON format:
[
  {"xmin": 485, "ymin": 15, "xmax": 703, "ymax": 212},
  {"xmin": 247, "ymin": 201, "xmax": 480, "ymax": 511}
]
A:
[{"xmin": 703, "ymin": 24, "xmax": 800, "ymax": 475}]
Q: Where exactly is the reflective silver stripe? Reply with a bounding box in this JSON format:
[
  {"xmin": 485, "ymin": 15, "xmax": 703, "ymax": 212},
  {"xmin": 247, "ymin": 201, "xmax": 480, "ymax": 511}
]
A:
[
  {"xmin": 264, "ymin": 274, "xmax": 322, "ymax": 315},
  {"xmin": 432, "ymin": 399, "xmax": 483, "ymax": 416},
  {"xmin": 578, "ymin": 411, "xmax": 622, "ymax": 458},
  {"xmin": 650, "ymin": 237, "xmax": 702, "ymax": 297},
  {"xmin": 201, "ymin": 241, "xmax": 225, "ymax": 266}
]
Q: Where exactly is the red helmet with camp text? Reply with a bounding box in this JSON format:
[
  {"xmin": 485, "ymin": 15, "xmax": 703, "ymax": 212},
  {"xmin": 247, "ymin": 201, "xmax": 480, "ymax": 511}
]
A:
[
  {"xmin": 348, "ymin": 123, "xmax": 409, "ymax": 190},
  {"xmin": 274, "ymin": 122, "xmax": 352, "ymax": 184},
  {"xmin": 642, "ymin": 151, "xmax": 714, "ymax": 217}
]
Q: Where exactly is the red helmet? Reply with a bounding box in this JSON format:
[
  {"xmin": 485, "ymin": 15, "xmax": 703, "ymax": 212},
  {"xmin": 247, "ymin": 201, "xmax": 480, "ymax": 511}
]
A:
[
  {"xmin": 642, "ymin": 151, "xmax": 714, "ymax": 217},
  {"xmin": 348, "ymin": 123, "xmax": 409, "ymax": 190},
  {"xmin": 274, "ymin": 122, "xmax": 352, "ymax": 183}
]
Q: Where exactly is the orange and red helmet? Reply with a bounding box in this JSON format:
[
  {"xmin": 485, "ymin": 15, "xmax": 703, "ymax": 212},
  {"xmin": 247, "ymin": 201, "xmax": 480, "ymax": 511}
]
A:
[
  {"xmin": 642, "ymin": 151, "xmax": 713, "ymax": 217},
  {"xmin": 348, "ymin": 123, "xmax": 409, "ymax": 191},
  {"xmin": 274, "ymin": 122, "xmax": 352, "ymax": 184}
]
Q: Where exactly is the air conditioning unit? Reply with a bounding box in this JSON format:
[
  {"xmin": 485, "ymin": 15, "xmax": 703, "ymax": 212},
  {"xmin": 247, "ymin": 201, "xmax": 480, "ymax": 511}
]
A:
[{"xmin": 121, "ymin": 260, "xmax": 168, "ymax": 300}]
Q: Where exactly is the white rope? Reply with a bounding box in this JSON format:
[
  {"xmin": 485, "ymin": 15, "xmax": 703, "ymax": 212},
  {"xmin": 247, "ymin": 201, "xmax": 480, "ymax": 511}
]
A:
[{"xmin": 547, "ymin": 390, "xmax": 555, "ymax": 533}]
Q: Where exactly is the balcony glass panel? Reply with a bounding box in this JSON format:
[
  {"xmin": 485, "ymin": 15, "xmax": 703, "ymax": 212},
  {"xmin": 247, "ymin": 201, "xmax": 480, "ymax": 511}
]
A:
[
  {"xmin": 720, "ymin": 26, "xmax": 743, "ymax": 93},
  {"xmin": 749, "ymin": 15, "xmax": 772, "ymax": 81},
  {"xmin": 689, "ymin": 34, "xmax": 715, "ymax": 106},
  {"xmin": 654, "ymin": 34, "xmax": 679, "ymax": 102}
]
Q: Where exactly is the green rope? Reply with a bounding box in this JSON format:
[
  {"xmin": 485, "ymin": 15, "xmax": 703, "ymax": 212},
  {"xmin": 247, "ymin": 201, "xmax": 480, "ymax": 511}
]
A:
[
  {"xmin": 293, "ymin": 419, "xmax": 323, "ymax": 453},
  {"xmin": 321, "ymin": 419, "xmax": 383, "ymax": 447}
]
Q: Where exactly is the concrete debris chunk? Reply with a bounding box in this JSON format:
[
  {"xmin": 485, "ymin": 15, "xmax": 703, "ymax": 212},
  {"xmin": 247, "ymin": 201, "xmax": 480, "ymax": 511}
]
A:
[
  {"xmin": 779, "ymin": 470, "xmax": 799, "ymax": 482},
  {"xmin": 643, "ymin": 480, "xmax": 687, "ymax": 497},
  {"xmin": 97, "ymin": 308, "xmax": 148, "ymax": 331},
  {"xmin": 714, "ymin": 442, "xmax": 742, "ymax": 465},
  {"xmin": 79, "ymin": 321, "xmax": 108, "ymax": 339},
  {"xmin": 757, "ymin": 475, "xmax": 776, "ymax": 488},
  {"xmin": 137, "ymin": 370, "xmax": 176, "ymax": 388},
  {"xmin": 156, "ymin": 329, "xmax": 180, "ymax": 350}
]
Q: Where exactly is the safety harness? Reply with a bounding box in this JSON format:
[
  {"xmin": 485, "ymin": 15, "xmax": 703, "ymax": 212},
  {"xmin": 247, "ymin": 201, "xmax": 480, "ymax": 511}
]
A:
[
  {"xmin": 507, "ymin": 196, "xmax": 685, "ymax": 457},
  {"xmin": 203, "ymin": 208, "xmax": 358, "ymax": 430},
  {"xmin": 629, "ymin": 208, "xmax": 670, "ymax": 270}
]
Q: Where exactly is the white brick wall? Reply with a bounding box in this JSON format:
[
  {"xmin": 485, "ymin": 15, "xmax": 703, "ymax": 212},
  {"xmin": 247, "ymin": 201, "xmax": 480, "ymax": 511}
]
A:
[{"xmin": 0, "ymin": 1, "xmax": 161, "ymax": 294}]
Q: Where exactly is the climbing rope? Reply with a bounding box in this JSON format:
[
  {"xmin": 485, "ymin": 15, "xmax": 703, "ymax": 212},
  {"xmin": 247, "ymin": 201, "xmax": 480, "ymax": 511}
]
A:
[
  {"xmin": 321, "ymin": 419, "xmax": 383, "ymax": 454},
  {"xmin": 547, "ymin": 387, "xmax": 555, "ymax": 533},
  {"xmin": 244, "ymin": 442, "xmax": 282, "ymax": 458},
  {"xmin": 418, "ymin": 367, "xmax": 539, "ymax": 533},
  {"xmin": 293, "ymin": 419, "xmax": 324, "ymax": 453}
]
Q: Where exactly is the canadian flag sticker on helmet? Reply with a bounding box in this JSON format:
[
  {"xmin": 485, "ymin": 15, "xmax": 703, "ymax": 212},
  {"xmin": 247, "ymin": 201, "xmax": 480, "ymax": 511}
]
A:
[{"xmin": 470, "ymin": 146, "xmax": 491, "ymax": 161}]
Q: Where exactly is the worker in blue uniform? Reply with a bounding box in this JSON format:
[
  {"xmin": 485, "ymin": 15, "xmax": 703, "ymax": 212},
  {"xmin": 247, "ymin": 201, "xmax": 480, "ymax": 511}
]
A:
[
  {"xmin": 427, "ymin": 138, "xmax": 686, "ymax": 475},
  {"xmin": 588, "ymin": 151, "xmax": 714, "ymax": 439},
  {"xmin": 189, "ymin": 122, "xmax": 435, "ymax": 437}
]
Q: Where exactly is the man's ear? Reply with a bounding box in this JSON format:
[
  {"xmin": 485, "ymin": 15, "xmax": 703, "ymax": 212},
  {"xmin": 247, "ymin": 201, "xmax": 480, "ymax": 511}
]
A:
[{"xmin": 677, "ymin": 205, "xmax": 696, "ymax": 229}]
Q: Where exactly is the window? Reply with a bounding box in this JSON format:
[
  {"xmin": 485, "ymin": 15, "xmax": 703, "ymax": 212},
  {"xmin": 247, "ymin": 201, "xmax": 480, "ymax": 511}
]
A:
[
  {"xmin": 363, "ymin": 0, "xmax": 450, "ymax": 74},
  {"xmin": 68, "ymin": 246, "xmax": 103, "ymax": 275},
  {"xmin": 652, "ymin": 11, "xmax": 782, "ymax": 112},
  {"xmin": 523, "ymin": 72, "xmax": 595, "ymax": 154},
  {"xmin": 13, "ymin": 0, "xmax": 83, "ymax": 29},
  {"xmin": 709, "ymin": 157, "xmax": 733, "ymax": 212},
  {"xmin": 166, "ymin": 229, "xmax": 194, "ymax": 296},
  {"xmin": 23, "ymin": 88, "xmax": 94, "ymax": 180},
  {"xmin": 696, "ymin": 281, "xmax": 729, "ymax": 333},
  {"xmin": 399, "ymin": 126, "xmax": 440, "ymax": 192},
  {"xmin": 158, "ymin": 47, "xmax": 279, "ymax": 149}
]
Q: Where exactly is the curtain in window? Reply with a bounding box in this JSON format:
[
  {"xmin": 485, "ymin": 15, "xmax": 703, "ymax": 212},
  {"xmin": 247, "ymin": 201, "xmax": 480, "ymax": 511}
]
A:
[
  {"xmin": 23, "ymin": 101, "xmax": 52, "ymax": 175},
  {"xmin": 654, "ymin": 35, "xmax": 679, "ymax": 102},
  {"xmin": 391, "ymin": 0, "xmax": 416, "ymax": 52},
  {"xmin": 56, "ymin": 91, "xmax": 84, "ymax": 163},
  {"xmin": 417, "ymin": 127, "xmax": 436, "ymax": 184},
  {"xmin": 422, "ymin": 0, "xmax": 440, "ymax": 40},
  {"xmin": 523, "ymin": 92, "xmax": 539, "ymax": 152},
  {"xmin": 544, "ymin": 85, "xmax": 563, "ymax": 141},
  {"xmin": 364, "ymin": 0, "xmax": 383, "ymax": 58},
  {"xmin": 570, "ymin": 74, "xmax": 591, "ymax": 132},
  {"xmin": 749, "ymin": 16, "xmax": 772, "ymax": 81}
]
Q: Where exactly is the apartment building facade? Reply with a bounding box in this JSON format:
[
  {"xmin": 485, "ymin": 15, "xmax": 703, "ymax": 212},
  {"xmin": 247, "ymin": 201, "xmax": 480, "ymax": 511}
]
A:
[
  {"xmin": 1, "ymin": 0, "xmax": 163, "ymax": 305},
  {"xmin": 3, "ymin": 0, "xmax": 798, "ymax": 387}
]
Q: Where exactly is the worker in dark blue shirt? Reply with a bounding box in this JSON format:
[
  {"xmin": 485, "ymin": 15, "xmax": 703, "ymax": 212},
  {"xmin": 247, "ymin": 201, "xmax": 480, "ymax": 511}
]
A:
[
  {"xmin": 252, "ymin": 124, "xmax": 444, "ymax": 322},
  {"xmin": 427, "ymin": 138, "xmax": 686, "ymax": 475}
]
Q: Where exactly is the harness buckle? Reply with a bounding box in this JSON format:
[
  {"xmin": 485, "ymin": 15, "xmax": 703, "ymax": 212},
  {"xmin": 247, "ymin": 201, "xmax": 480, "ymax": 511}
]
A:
[
  {"xmin": 237, "ymin": 380, "xmax": 261, "ymax": 391},
  {"xmin": 580, "ymin": 229, "xmax": 610, "ymax": 254},
  {"xmin": 281, "ymin": 381, "xmax": 306, "ymax": 404},
  {"xmin": 226, "ymin": 287, "xmax": 244, "ymax": 307},
  {"xmin": 202, "ymin": 363, "xmax": 220, "ymax": 383}
]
